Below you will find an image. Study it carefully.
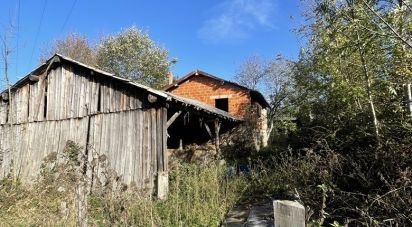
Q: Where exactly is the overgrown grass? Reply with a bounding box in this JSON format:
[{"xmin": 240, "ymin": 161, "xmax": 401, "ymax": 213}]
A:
[
  {"xmin": 1, "ymin": 141, "xmax": 359, "ymax": 226},
  {"xmin": 0, "ymin": 162, "xmax": 249, "ymax": 226},
  {"xmin": 0, "ymin": 177, "xmax": 77, "ymax": 226}
]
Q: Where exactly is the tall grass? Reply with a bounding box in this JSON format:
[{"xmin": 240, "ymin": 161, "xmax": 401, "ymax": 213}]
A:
[
  {"xmin": 88, "ymin": 162, "xmax": 248, "ymax": 226},
  {"xmin": 0, "ymin": 177, "xmax": 77, "ymax": 226},
  {"xmin": 0, "ymin": 162, "xmax": 248, "ymax": 226}
]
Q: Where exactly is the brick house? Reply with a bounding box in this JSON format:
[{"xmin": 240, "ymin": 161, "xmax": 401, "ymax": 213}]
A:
[
  {"xmin": 163, "ymin": 69, "xmax": 270, "ymax": 149},
  {"xmin": 163, "ymin": 70, "xmax": 269, "ymax": 118}
]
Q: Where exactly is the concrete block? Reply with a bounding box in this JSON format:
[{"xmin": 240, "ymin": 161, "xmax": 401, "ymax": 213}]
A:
[
  {"xmin": 157, "ymin": 171, "xmax": 168, "ymax": 200},
  {"xmin": 273, "ymin": 200, "xmax": 305, "ymax": 227}
]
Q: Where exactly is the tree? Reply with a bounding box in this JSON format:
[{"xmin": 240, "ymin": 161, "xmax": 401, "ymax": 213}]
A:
[
  {"xmin": 235, "ymin": 55, "xmax": 266, "ymax": 90},
  {"xmin": 40, "ymin": 33, "xmax": 96, "ymax": 65},
  {"xmin": 235, "ymin": 55, "xmax": 296, "ymax": 141},
  {"xmin": 1, "ymin": 20, "xmax": 16, "ymax": 127},
  {"xmin": 1, "ymin": 26, "xmax": 13, "ymax": 91},
  {"xmin": 293, "ymin": 0, "xmax": 412, "ymax": 145},
  {"xmin": 285, "ymin": 1, "xmax": 412, "ymax": 225},
  {"xmin": 96, "ymin": 27, "xmax": 171, "ymax": 88}
]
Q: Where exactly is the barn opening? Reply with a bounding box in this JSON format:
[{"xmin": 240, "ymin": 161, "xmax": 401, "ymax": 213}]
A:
[
  {"xmin": 165, "ymin": 93, "xmax": 240, "ymax": 149},
  {"xmin": 215, "ymin": 98, "xmax": 228, "ymax": 112}
]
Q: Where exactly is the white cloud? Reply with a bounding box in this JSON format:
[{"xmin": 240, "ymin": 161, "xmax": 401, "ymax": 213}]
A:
[{"xmin": 198, "ymin": 0, "xmax": 277, "ymax": 43}]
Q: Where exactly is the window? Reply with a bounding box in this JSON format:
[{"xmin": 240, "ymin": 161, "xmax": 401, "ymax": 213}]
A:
[{"xmin": 215, "ymin": 98, "xmax": 228, "ymax": 112}]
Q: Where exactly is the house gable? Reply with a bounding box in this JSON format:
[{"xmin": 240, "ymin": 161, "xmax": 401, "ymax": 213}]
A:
[
  {"xmin": 164, "ymin": 70, "xmax": 268, "ymax": 117},
  {"xmin": 167, "ymin": 73, "xmax": 250, "ymax": 117}
]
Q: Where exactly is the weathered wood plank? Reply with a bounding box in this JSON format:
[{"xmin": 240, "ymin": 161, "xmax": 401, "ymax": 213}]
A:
[
  {"xmin": 59, "ymin": 66, "xmax": 66, "ymax": 120},
  {"xmin": 46, "ymin": 68, "xmax": 55, "ymax": 120},
  {"xmin": 0, "ymin": 100, "xmax": 8, "ymax": 124},
  {"xmin": 162, "ymin": 107, "xmax": 168, "ymax": 171},
  {"xmin": 129, "ymin": 110, "xmax": 136, "ymax": 185},
  {"xmin": 136, "ymin": 109, "xmax": 143, "ymax": 187},
  {"xmin": 55, "ymin": 67, "xmax": 61, "ymax": 120},
  {"xmin": 151, "ymin": 108, "xmax": 157, "ymax": 177},
  {"xmin": 143, "ymin": 110, "xmax": 149, "ymax": 188},
  {"xmin": 36, "ymin": 76, "xmax": 46, "ymax": 121},
  {"xmin": 157, "ymin": 108, "xmax": 163, "ymax": 172}
]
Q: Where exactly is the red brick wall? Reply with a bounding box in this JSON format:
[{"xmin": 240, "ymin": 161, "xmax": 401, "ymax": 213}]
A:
[{"xmin": 167, "ymin": 75, "xmax": 251, "ymax": 117}]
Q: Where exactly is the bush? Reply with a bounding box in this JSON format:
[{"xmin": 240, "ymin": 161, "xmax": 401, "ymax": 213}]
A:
[{"xmin": 248, "ymin": 133, "xmax": 412, "ymax": 226}]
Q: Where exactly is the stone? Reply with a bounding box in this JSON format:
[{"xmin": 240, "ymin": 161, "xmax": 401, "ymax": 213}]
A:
[{"xmin": 273, "ymin": 200, "xmax": 305, "ymax": 227}]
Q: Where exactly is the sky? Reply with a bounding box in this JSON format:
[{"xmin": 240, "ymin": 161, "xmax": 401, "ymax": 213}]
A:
[{"xmin": 0, "ymin": 0, "xmax": 305, "ymax": 85}]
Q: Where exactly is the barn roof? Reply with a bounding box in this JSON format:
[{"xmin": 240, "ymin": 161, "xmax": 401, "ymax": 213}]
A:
[
  {"xmin": 162, "ymin": 69, "xmax": 269, "ymax": 108},
  {"xmin": 57, "ymin": 54, "xmax": 170, "ymax": 99},
  {"xmin": 2, "ymin": 54, "xmax": 240, "ymax": 122}
]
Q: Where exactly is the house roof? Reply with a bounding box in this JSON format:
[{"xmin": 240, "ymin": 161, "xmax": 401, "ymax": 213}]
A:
[
  {"xmin": 162, "ymin": 69, "xmax": 269, "ymax": 108},
  {"xmin": 2, "ymin": 54, "xmax": 240, "ymax": 122}
]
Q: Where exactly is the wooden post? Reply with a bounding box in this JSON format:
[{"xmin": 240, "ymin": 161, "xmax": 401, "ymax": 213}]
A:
[
  {"xmin": 179, "ymin": 139, "xmax": 183, "ymax": 151},
  {"xmin": 214, "ymin": 118, "xmax": 221, "ymax": 158},
  {"xmin": 76, "ymin": 179, "xmax": 88, "ymax": 227},
  {"xmin": 157, "ymin": 171, "xmax": 168, "ymax": 200},
  {"xmin": 76, "ymin": 141, "xmax": 88, "ymax": 227}
]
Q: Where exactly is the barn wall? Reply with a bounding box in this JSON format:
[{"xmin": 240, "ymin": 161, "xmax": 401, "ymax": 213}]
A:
[
  {"xmin": 0, "ymin": 63, "xmax": 146, "ymax": 125},
  {"xmin": 0, "ymin": 63, "xmax": 167, "ymax": 190},
  {"xmin": 87, "ymin": 108, "xmax": 167, "ymax": 188},
  {"xmin": 0, "ymin": 118, "xmax": 89, "ymax": 181}
]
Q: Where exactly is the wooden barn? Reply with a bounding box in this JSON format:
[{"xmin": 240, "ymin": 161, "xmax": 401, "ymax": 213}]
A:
[{"xmin": 0, "ymin": 54, "xmax": 240, "ymax": 196}]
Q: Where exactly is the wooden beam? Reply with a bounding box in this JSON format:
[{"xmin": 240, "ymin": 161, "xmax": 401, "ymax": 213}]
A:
[
  {"xmin": 43, "ymin": 55, "xmax": 62, "ymax": 78},
  {"xmin": 147, "ymin": 94, "xmax": 158, "ymax": 104},
  {"xmin": 166, "ymin": 111, "xmax": 182, "ymax": 128},
  {"xmin": 214, "ymin": 118, "xmax": 221, "ymax": 158},
  {"xmin": 204, "ymin": 123, "xmax": 213, "ymax": 138},
  {"xmin": 29, "ymin": 74, "xmax": 40, "ymax": 82}
]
